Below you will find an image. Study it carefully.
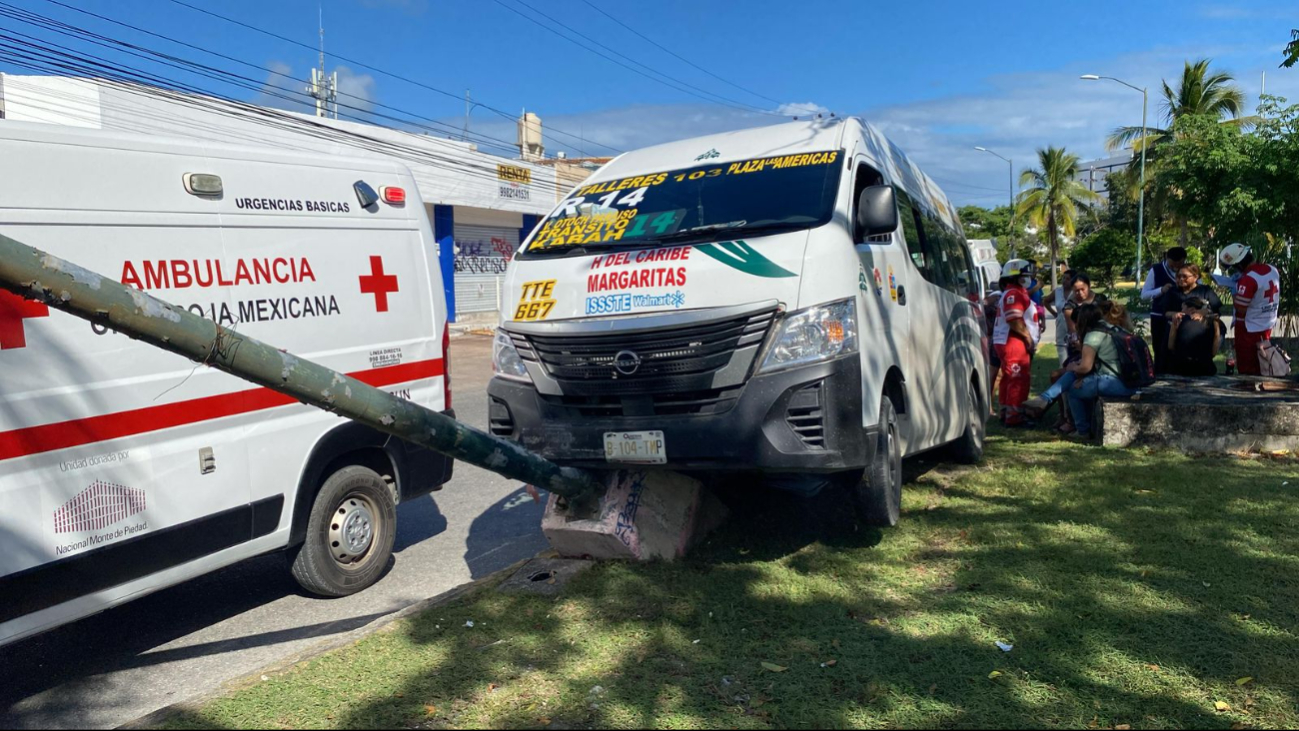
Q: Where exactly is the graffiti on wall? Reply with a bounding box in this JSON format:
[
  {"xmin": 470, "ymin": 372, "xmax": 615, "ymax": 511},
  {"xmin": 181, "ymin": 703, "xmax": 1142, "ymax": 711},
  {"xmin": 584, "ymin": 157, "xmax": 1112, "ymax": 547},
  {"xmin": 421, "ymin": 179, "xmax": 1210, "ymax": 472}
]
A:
[{"xmin": 454, "ymin": 236, "xmax": 516, "ymax": 274}]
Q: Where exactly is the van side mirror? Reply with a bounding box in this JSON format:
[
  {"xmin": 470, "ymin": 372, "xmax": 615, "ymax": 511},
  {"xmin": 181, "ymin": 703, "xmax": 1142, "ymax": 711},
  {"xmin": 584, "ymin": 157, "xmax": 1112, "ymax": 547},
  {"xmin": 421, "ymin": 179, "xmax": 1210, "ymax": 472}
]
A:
[{"xmin": 856, "ymin": 185, "xmax": 898, "ymax": 240}]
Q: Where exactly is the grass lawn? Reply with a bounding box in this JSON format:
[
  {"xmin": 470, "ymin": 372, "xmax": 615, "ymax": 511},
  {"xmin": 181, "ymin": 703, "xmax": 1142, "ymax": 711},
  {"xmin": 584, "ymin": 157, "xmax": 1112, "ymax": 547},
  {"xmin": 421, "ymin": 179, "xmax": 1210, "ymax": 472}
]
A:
[{"xmin": 163, "ymin": 357, "xmax": 1299, "ymax": 730}]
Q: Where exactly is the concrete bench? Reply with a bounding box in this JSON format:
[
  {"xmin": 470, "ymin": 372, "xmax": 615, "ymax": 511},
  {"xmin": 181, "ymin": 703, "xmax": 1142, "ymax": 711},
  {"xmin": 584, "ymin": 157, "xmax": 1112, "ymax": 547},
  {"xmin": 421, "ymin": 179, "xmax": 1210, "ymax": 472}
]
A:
[{"xmin": 1098, "ymin": 375, "xmax": 1299, "ymax": 452}]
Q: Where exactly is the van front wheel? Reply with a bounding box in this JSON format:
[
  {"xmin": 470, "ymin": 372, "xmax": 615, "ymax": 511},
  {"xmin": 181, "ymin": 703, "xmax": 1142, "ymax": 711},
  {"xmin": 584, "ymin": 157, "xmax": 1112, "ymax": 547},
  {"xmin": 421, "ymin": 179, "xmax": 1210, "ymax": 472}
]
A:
[
  {"xmin": 289, "ymin": 465, "xmax": 396, "ymax": 597},
  {"xmin": 853, "ymin": 397, "xmax": 902, "ymax": 527}
]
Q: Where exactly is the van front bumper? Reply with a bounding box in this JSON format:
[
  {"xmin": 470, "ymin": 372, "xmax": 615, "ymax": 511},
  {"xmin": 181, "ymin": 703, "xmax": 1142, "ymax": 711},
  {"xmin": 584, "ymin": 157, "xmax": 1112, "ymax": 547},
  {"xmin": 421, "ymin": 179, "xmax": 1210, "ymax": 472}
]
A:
[{"xmin": 487, "ymin": 355, "xmax": 873, "ymax": 473}]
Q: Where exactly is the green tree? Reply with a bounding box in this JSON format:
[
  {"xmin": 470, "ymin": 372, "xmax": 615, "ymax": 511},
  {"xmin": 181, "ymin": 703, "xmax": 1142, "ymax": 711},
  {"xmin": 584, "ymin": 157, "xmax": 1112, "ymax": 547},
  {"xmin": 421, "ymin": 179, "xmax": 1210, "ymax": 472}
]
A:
[
  {"xmin": 1107, "ymin": 58, "xmax": 1250, "ymax": 152},
  {"xmin": 1069, "ymin": 228, "xmax": 1136, "ymax": 289},
  {"xmin": 1283, "ymin": 29, "xmax": 1299, "ymax": 68},
  {"xmin": 957, "ymin": 205, "xmax": 1012, "ymax": 237},
  {"xmin": 1016, "ymin": 147, "xmax": 1102, "ymax": 292},
  {"xmin": 1154, "ymin": 96, "xmax": 1299, "ymax": 331}
]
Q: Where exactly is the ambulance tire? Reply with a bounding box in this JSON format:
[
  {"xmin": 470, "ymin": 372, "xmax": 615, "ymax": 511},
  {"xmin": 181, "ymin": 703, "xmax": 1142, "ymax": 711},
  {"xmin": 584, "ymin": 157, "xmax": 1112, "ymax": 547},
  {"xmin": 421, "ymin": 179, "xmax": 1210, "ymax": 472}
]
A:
[
  {"xmin": 289, "ymin": 465, "xmax": 397, "ymax": 597},
  {"xmin": 853, "ymin": 397, "xmax": 902, "ymax": 527},
  {"xmin": 948, "ymin": 377, "xmax": 986, "ymax": 464}
]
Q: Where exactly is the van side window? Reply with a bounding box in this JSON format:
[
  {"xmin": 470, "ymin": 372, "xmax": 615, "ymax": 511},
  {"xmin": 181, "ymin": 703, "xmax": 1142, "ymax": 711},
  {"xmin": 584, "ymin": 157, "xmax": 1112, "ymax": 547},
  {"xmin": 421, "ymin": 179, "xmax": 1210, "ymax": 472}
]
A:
[
  {"xmin": 852, "ymin": 162, "xmax": 887, "ymax": 244},
  {"xmin": 894, "ymin": 188, "xmax": 932, "ymax": 278},
  {"xmin": 920, "ymin": 213, "xmax": 979, "ymax": 298}
]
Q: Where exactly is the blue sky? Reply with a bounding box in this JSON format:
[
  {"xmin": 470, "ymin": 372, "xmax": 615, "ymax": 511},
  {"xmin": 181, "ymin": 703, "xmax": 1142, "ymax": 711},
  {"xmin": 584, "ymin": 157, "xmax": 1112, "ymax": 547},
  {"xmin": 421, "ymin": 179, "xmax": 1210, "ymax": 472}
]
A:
[{"xmin": 3, "ymin": 0, "xmax": 1296, "ymax": 205}]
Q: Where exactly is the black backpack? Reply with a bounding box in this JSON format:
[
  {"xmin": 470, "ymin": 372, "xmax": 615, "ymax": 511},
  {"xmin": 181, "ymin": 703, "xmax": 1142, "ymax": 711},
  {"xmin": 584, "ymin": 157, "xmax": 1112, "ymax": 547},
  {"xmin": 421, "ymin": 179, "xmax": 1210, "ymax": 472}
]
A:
[{"xmin": 1099, "ymin": 324, "xmax": 1156, "ymax": 389}]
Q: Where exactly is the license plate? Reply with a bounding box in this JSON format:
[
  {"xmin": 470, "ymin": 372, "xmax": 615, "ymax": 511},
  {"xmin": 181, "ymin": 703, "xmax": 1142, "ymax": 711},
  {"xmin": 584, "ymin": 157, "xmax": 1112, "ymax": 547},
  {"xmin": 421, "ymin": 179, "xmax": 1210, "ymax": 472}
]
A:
[{"xmin": 603, "ymin": 430, "xmax": 667, "ymax": 464}]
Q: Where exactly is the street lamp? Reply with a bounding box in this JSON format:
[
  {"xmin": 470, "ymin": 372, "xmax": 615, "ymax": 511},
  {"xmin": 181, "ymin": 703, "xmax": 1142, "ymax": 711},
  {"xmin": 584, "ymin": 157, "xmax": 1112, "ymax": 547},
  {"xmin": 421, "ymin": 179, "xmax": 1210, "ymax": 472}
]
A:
[
  {"xmin": 1081, "ymin": 74, "xmax": 1148, "ymax": 288},
  {"xmin": 974, "ymin": 146, "xmax": 1016, "ymax": 259}
]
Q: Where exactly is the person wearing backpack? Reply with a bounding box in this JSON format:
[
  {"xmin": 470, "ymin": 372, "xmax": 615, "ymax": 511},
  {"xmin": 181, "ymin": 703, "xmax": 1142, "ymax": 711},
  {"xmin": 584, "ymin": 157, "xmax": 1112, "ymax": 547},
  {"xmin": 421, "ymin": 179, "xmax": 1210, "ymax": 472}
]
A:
[{"xmin": 1063, "ymin": 303, "xmax": 1138, "ymax": 439}]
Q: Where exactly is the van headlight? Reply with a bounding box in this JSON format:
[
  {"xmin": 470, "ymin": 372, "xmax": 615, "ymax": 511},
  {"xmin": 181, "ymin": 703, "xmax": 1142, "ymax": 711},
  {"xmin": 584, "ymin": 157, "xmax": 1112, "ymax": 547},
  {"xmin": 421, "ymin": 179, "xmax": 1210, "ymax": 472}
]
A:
[
  {"xmin": 492, "ymin": 329, "xmax": 532, "ymax": 382},
  {"xmin": 760, "ymin": 299, "xmax": 858, "ymax": 372}
]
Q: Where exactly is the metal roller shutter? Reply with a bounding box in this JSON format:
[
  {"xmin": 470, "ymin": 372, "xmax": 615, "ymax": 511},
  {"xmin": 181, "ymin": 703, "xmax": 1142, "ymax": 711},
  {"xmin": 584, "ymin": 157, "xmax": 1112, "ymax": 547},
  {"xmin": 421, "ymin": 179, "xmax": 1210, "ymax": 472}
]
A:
[{"xmin": 453, "ymin": 224, "xmax": 518, "ymax": 315}]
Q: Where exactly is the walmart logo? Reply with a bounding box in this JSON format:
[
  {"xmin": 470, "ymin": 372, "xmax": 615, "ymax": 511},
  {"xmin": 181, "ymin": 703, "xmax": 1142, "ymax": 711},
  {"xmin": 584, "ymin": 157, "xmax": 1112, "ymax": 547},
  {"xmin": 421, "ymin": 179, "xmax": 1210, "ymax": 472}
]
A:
[
  {"xmin": 694, "ymin": 148, "xmax": 720, "ymax": 160},
  {"xmin": 694, "ymin": 241, "xmax": 796, "ymax": 278}
]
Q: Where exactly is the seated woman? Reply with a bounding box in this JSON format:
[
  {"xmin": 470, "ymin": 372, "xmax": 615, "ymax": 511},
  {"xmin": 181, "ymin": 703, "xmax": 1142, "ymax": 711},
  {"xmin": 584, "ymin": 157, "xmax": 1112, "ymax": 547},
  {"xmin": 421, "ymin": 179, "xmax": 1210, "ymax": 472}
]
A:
[
  {"xmin": 1167, "ymin": 296, "xmax": 1221, "ymax": 376},
  {"xmin": 1064, "ymin": 302, "xmax": 1137, "ymax": 439},
  {"xmin": 1163, "ymin": 263, "xmax": 1223, "ymax": 317}
]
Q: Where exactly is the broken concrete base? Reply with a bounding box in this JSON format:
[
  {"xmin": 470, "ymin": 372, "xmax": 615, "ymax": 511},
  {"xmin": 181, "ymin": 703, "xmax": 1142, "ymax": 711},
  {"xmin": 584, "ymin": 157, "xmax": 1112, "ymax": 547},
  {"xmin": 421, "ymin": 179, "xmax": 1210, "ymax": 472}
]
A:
[
  {"xmin": 1100, "ymin": 375, "xmax": 1299, "ymax": 452},
  {"xmin": 498, "ymin": 557, "xmax": 594, "ymax": 596},
  {"xmin": 541, "ymin": 469, "xmax": 728, "ymax": 561}
]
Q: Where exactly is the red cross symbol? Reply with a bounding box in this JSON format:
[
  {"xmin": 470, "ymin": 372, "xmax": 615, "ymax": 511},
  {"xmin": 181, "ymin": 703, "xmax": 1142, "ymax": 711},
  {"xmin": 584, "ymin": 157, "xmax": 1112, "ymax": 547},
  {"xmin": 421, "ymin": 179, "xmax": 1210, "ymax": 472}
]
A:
[
  {"xmin": 1264, "ymin": 278, "xmax": 1280, "ymax": 304},
  {"xmin": 0, "ymin": 290, "xmax": 49, "ymax": 350},
  {"xmin": 358, "ymin": 256, "xmax": 399, "ymax": 313}
]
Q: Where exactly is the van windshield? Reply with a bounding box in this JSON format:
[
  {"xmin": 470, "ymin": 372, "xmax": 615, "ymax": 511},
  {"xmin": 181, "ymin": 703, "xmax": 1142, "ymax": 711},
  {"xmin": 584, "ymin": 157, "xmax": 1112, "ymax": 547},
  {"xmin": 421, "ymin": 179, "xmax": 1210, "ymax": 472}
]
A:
[{"xmin": 520, "ymin": 149, "xmax": 844, "ymax": 258}]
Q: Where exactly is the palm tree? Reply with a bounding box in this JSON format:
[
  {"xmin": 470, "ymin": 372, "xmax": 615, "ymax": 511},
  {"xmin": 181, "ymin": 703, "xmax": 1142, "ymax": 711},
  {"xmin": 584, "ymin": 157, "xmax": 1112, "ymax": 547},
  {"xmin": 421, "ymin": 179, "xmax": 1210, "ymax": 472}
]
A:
[
  {"xmin": 1106, "ymin": 58, "xmax": 1249, "ymax": 152},
  {"xmin": 1016, "ymin": 147, "xmax": 1102, "ymax": 293}
]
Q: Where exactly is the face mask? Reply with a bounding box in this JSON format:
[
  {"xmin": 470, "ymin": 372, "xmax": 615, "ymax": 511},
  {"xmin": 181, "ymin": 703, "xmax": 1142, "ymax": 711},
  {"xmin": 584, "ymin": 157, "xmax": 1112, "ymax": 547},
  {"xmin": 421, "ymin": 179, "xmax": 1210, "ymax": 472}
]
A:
[{"xmin": 1019, "ymin": 277, "xmax": 1031, "ymax": 288}]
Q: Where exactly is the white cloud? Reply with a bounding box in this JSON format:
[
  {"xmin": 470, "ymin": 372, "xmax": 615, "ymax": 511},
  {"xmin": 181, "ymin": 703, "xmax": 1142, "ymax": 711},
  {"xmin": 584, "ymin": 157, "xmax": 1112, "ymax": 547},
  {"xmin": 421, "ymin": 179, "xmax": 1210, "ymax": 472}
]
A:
[
  {"xmin": 466, "ymin": 44, "xmax": 1298, "ymax": 207},
  {"xmin": 334, "ymin": 65, "xmax": 377, "ymax": 113},
  {"xmin": 253, "ymin": 61, "xmax": 377, "ymax": 117},
  {"xmin": 775, "ymin": 101, "xmax": 830, "ymax": 118}
]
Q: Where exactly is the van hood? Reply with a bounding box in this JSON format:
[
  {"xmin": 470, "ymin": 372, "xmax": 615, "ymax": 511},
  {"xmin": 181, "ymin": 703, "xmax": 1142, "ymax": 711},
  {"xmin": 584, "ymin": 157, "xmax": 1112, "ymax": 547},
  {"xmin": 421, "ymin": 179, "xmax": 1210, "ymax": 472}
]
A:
[{"xmin": 504, "ymin": 232, "xmax": 807, "ymax": 324}]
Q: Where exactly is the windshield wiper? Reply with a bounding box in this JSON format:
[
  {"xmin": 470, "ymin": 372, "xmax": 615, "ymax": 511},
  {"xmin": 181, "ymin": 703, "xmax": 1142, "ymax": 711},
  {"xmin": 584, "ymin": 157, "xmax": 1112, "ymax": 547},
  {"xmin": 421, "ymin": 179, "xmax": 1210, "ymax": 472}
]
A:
[
  {"xmin": 652, "ymin": 218, "xmax": 809, "ymax": 244},
  {"xmin": 652, "ymin": 220, "xmax": 748, "ymax": 243}
]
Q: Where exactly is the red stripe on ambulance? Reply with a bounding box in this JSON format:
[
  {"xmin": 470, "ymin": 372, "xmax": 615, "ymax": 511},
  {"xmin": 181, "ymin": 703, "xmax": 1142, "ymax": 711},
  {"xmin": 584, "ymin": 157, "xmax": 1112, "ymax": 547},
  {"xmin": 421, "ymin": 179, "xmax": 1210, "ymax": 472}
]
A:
[{"xmin": 0, "ymin": 358, "xmax": 443, "ymax": 462}]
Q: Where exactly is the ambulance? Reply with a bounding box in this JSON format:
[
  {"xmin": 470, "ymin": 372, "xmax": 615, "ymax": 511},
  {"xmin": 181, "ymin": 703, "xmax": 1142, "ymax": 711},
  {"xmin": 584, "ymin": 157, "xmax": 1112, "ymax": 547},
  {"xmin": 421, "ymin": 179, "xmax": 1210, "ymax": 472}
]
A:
[
  {"xmin": 489, "ymin": 118, "xmax": 987, "ymax": 525},
  {"xmin": 0, "ymin": 122, "xmax": 453, "ymax": 648}
]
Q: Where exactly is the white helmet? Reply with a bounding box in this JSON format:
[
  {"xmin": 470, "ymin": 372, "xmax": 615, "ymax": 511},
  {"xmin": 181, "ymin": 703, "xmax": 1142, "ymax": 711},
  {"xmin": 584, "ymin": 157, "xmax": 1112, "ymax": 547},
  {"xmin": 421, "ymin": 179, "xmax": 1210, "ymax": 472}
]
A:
[
  {"xmin": 1220, "ymin": 243, "xmax": 1252, "ymax": 268},
  {"xmin": 1001, "ymin": 259, "xmax": 1032, "ymax": 279}
]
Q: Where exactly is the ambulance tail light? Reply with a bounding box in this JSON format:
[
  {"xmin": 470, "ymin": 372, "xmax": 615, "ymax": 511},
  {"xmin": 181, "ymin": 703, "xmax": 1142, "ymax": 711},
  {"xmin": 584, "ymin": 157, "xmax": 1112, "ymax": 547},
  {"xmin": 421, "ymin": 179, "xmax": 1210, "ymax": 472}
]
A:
[
  {"xmin": 442, "ymin": 325, "xmax": 452, "ymax": 410},
  {"xmin": 381, "ymin": 186, "xmax": 406, "ymax": 205}
]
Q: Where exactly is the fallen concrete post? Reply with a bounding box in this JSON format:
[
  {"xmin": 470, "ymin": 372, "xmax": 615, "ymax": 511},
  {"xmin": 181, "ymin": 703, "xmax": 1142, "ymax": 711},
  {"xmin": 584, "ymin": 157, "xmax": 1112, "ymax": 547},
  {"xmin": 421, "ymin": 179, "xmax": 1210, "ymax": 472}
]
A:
[
  {"xmin": 0, "ymin": 233, "xmax": 723, "ymax": 558},
  {"xmin": 542, "ymin": 469, "xmax": 728, "ymax": 560}
]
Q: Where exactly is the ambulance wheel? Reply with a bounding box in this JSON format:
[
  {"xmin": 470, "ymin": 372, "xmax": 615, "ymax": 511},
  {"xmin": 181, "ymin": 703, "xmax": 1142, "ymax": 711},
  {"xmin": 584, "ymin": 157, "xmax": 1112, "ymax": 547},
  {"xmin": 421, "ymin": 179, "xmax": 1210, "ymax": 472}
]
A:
[
  {"xmin": 290, "ymin": 465, "xmax": 396, "ymax": 597},
  {"xmin": 949, "ymin": 378, "xmax": 986, "ymax": 464},
  {"xmin": 853, "ymin": 397, "xmax": 902, "ymax": 527}
]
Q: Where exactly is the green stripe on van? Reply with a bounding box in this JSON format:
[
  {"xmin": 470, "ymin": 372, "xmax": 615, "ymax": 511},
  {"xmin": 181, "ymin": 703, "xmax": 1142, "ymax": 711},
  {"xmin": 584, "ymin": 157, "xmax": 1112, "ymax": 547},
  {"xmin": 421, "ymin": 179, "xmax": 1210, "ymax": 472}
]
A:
[{"xmin": 694, "ymin": 240, "xmax": 796, "ymax": 278}]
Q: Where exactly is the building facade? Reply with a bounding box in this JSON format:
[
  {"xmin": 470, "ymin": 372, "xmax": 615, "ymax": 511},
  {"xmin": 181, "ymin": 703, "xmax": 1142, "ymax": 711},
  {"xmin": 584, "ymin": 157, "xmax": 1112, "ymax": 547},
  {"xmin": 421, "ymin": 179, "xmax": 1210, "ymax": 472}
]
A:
[{"xmin": 0, "ymin": 74, "xmax": 591, "ymax": 323}]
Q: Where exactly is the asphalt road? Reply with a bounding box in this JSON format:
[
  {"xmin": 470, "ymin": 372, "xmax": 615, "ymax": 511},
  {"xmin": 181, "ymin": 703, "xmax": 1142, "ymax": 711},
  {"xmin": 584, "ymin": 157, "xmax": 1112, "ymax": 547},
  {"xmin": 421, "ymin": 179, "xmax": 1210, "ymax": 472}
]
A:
[{"xmin": 0, "ymin": 334, "xmax": 548, "ymax": 730}]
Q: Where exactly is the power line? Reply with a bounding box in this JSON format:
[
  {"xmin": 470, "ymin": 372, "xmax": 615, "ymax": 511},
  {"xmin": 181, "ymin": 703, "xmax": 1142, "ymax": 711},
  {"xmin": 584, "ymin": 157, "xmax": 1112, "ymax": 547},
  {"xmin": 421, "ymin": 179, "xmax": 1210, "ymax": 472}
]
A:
[
  {"xmin": 577, "ymin": 0, "xmax": 782, "ymax": 107},
  {"xmin": 0, "ymin": 31, "xmax": 582, "ymax": 198},
  {"xmin": 158, "ymin": 0, "xmax": 623, "ymax": 155},
  {"xmin": 494, "ymin": 0, "xmax": 780, "ymax": 116},
  {"xmin": 23, "ymin": 0, "xmax": 586, "ymax": 158}
]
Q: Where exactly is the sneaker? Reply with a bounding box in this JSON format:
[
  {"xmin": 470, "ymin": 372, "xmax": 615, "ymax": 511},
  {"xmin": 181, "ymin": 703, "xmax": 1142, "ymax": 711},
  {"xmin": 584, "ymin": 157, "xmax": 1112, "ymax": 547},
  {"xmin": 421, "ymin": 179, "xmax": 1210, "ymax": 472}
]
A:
[{"xmin": 1023, "ymin": 396, "xmax": 1049, "ymax": 419}]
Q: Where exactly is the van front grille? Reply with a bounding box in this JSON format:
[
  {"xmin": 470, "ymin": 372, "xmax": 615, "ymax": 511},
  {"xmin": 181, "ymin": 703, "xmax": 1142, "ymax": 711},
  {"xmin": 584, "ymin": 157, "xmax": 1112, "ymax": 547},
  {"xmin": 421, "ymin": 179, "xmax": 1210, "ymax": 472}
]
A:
[
  {"xmin": 539, "ymin": 386, "xmax": 742, "ymax": 418},
  {"xmin": 511, "ymin": 307, "xmax": 777, "ymax": 397}
]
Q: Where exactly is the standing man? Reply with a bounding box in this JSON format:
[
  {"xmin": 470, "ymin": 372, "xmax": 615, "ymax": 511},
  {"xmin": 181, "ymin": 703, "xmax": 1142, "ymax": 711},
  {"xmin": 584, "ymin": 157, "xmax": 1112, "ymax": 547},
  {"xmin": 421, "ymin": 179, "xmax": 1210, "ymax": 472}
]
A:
[
  {"xmin": 1220, "ymin": 243, "xmax": 1280, "ymax": 375},
  {"xmin": 1140, "ymin": 246, "xmax": 1188, "ymax": 374},
  {"xmin": 993, "ymin": 260, "xmax": 1036, "ymax": 426}
]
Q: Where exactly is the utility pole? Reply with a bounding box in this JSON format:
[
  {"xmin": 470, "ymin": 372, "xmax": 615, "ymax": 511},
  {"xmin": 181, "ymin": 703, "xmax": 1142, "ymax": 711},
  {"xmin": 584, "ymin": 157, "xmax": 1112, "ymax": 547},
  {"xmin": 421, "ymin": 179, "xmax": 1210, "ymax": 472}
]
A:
[
  {"xmin": 463, "ymin": 89, "xmax": 471, "ymax": 142},
  {"xmin": 306, "ymin": 5, "xmax": 338, "ymax": 119},
  {"xmin": 0, "ymin": 232, "xmax": 602, "ymax": 499}
]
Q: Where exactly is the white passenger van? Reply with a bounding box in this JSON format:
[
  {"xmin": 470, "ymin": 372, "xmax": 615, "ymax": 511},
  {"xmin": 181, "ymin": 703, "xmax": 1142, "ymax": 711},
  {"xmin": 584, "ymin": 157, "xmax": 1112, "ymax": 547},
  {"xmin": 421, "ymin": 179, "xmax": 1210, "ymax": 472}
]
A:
[
  {"xmin": 0, "ymin": 122, "xmax": 453, "ymax": 648},
  {"xmin": 966, "ymin": 238, "xmax": 1002, "ymax": 295},
  {"xmin": 489, "ymin": 118, "xmax": 987, "ymax": 524}
]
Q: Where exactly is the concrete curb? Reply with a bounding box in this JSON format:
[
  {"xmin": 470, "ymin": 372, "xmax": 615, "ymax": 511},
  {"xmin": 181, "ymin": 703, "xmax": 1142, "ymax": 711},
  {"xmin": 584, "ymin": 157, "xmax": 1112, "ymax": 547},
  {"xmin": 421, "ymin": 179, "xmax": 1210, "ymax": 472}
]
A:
[{"xmin": 117, "ymin": 554, "xmax": 546, "ymax": 730}]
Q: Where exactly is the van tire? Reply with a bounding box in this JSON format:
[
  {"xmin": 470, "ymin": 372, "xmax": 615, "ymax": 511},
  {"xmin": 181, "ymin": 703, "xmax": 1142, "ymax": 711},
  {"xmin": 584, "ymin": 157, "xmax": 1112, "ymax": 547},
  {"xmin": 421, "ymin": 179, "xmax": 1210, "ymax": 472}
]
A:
[
  {"xmin": 949, "ymin": 379, "xmax": 986, "ymax": 464},
  {"xmin": 853, "ymin": 397, "xmax": 902, "ymax": 527},
  {"xmin": 289, "ymin": 465, "xmax": 396, "ymax": 597}
]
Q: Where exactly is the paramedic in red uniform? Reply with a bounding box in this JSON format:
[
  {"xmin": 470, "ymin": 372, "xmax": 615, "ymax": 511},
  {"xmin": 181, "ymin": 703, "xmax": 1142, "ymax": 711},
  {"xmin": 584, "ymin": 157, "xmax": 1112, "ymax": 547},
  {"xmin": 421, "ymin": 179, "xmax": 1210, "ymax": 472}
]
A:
[
  {"xmin": 1220, "ymin": 243, "xmax": 1280, "ymax": 376},
  {"xmin": 993, "ymin": 260, "xmax": 1036, "ymax": 426}
]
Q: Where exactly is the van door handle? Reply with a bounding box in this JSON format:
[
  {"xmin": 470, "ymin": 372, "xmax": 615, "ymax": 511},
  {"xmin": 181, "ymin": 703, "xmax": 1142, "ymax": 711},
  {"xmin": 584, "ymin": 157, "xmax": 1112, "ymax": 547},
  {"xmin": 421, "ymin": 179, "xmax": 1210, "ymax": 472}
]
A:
[{"xmin": 897, "ymin": 285, "xmax": 907, "ymax": 305}]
